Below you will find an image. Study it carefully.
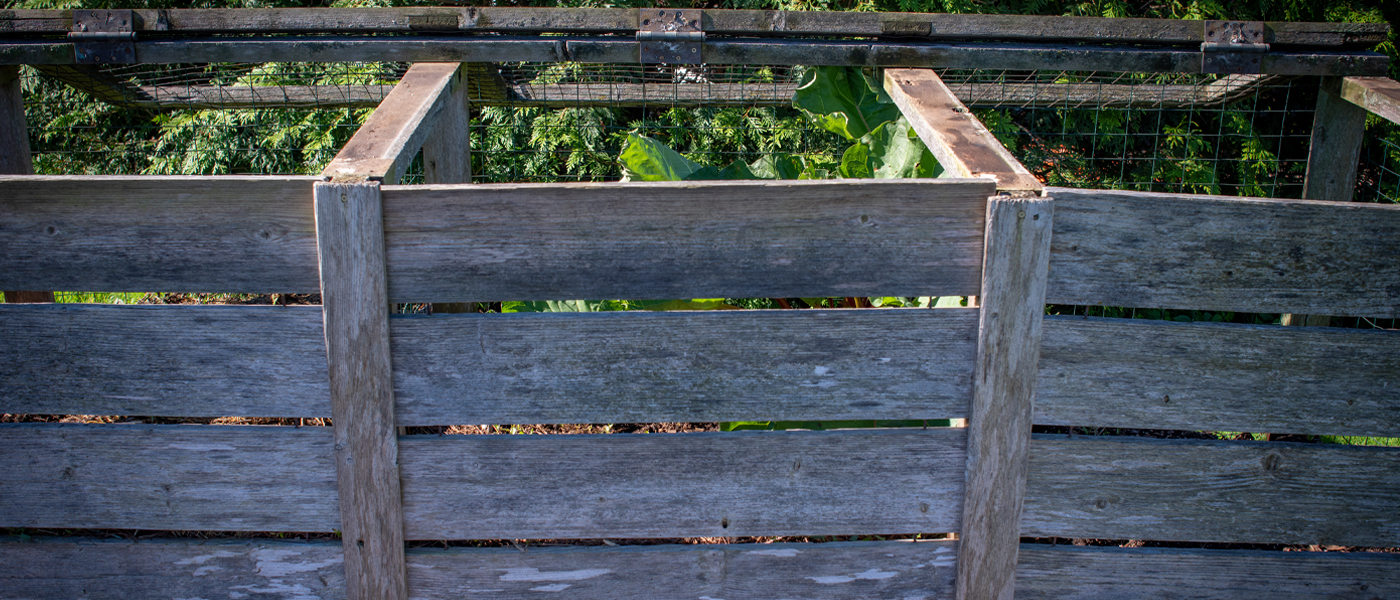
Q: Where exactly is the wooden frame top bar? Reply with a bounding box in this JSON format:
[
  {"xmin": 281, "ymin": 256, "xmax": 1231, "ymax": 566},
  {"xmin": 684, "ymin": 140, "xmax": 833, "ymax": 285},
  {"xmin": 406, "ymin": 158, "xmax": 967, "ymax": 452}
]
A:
[
  {"xmin": 0, "ymin": 8, "xmax": 1387, "ymax": 48},
  {"xmin": 1341, "ymin": 76, "xmax": 1400, "ymax": 125}
]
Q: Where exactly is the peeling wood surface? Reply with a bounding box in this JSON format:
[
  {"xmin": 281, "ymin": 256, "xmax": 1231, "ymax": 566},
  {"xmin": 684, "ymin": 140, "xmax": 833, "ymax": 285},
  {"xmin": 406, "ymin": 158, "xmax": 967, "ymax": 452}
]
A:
[
  {"xmin": 314, "ymin": 181, "xmax": 407, "ymax": 600},
  {"xmin": 322, "ymin": 63, "xmax": 458, "ymax": 184},
  {"xmin": 381, "ymin": 179, "xmax": 990, "ymax": 303},
  {"xmin": 1044, "ymin": 186, "xmax": 1400, "ymax": 317},
  {"xmin": 958, "ymin": 197, "xmax": 1053, "ymax": 600},
  {"xmin": 393, "ymin": 308, "xmax": 976, "ymax": 426},
  {"xmin": 0, "ymin": 538, "xmax": 346, "ymax": 600},
  {"xmin": 399, "ymin": 429, "xmax": 966, "ymax": 540},
  {"xmin": 886, "ymin": 69, "xmax": 1042, "ymax": 191},
  {"xmin": 1304, "ymin": 77, "xmax": 1368, "ymax": 202},
  {"xmin": 0, "ymin": 424, "xmax": 339, "ymax": 532},
  {"xmin": 1023, "ymin": 435, "xmax": 1400, "ymax": 547},
  {"xmin": 0, "ymin": 9, "xmax": 1385, "ymax": 47},
  {"xmin": 1342, "ymin": 76, "xmax": 1400, "ymax": 125},
  {"xmin": 5, "ymin": 537, "xmax": 1395, "ymax": 599},
  {"xmin": 0, "ymin": 175, "xmax": 320, "ymax": 294},
  {"xmin": 1036, "ymin": 316, "xmax": 1400, "ymax": 438},
  {"xmin": 0, "ymin": 304, "xmax": 330, "ymax": 418},
  {"xmin": 1016, "ymin": 544, "xmax": 1400, "ymax": 600}
]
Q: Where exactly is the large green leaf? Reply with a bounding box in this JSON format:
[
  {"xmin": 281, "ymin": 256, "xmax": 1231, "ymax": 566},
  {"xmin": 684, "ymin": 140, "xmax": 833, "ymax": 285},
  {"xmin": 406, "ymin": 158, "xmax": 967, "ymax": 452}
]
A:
[
  {"xmin": 864, "ymin": 117, "xmax": 942, "ymax": 179},
  {"xmin": 619, "ymin": 133, "xmax": 708, "ymax": 182},
  {"xmin": 793, "ymin": 66, "xmax": 902, "ymax": 141},
  {"xmin": 749, "ymin": 154, "xmax": 805, "ymax": 180}
]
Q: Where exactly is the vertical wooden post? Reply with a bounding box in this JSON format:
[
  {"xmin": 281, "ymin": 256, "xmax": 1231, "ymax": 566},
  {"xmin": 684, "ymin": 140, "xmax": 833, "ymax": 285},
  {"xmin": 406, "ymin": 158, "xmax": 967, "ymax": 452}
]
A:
[
  {"xmin": 420, "ymin": 64, "xmax": 470, "ymax": 185},
  {"xmin": 1304, "ymin": 76, "xmax": 1368, "ymax": 203},
  {"xmin": 956, "ymin": 195, "xmax": 1054, "ymax": 600},
  {"xmin": 1, "ymin": 64, "xmax": 54, "ymax": 305},
  {"xmin": 420, "ymin": 64, "xmax": 476, "ymax": 315},
  {"xmin": 314, "ymin": 181, "xmax": 408, "ymax": 600}
]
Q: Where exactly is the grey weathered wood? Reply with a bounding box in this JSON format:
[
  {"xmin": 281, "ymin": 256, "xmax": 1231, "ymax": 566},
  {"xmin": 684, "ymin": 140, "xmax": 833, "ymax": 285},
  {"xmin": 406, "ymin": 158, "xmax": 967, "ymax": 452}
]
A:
[
  {"xmin": 313, "ymin": 181, "xmax": 406, "ymax": 600},
  {"xmin": 127, "ymin": 84, "xmax": 389, "ymax": 110},
  {"xmin": 1022, "ymin": 434, "xmax": 1400, "ymax": 547},
  {"xmin": 0, "ymin": 424, "xmax": 339, "ymax": 532},
  {"xmin": 886, "ymin": 69, "xmax": 1042, "ymax": 192},
  {"xmin": 1015, "ymin": 544, "xmax": 1400, "ymax": 599},
  {"xmin": 0, "ymin": 304, "xmax": 330, "ymax": 418},
  {"xmin": 0, "ymin": 538, "xmax": 347, "ymax": 600},
  {"xmin": 1036, "ymin": 316, "xmax": 1400, "ymax": 438},
  {"xmin": 322, "ymin": 63, "xmax": 459, "ymax": 184},
  {"xmin": 380, "ymin": 179, "xmax": 992, "ymax": 303},
  {"xmin": 0, "ymin": 9, "xmax": 1385, "ymax": 47},
  {"xmin": 419, "ymin": 64, "xmax": 469, "ymax": 185},
  {"xmin": 1045, "ymin": 186, "xmax": 1400, "ymax": 318},
  {"xmin": 0, "ymin": 175, "xmax": 320, "ymax": 294},
  {"xmin": 136, "ymin": 38, "xmax": 565, "ymax": 66},
  {"xmin": 0, "ymin": 65, "xmax": 50, "ymax": 304},
  {"xmin": 1341, "ymin": 76, "xmax": 1400, "ymax": 125},
  {"xmin": 399, "ymin": 428, "xmax": 966, "ymax": 540},
  {"xmin": 958, "ymin": 196, "xmax": 1053, "ymax": 600},
  {"xmin": 393, "ymin": 308, "xmax": 976, "ymax": 426},
  {"xmin": 1304, "ymin": 76, "xmax": 1368, "ymax": 202},
  {"xmin": 409, "ymin": 540, "xmax": 958, "ymax": 599}
]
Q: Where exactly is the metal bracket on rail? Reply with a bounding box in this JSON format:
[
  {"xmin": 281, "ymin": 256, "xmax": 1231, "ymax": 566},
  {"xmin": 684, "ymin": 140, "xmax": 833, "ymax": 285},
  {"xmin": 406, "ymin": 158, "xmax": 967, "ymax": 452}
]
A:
[
  {"xmin": 638, "ymin": 8, "xmax": 703, "ymax": 65},
  {"xmin": 1201, "ymin": 20, "xmax": 1269, "ymax": 74},
  {"xmin": 70, "ymin": 9, "xmax": 137, "ymax": 64}
]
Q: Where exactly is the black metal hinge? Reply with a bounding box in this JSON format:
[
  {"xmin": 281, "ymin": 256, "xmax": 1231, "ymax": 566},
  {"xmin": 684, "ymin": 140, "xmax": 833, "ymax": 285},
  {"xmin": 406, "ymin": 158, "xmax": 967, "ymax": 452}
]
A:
[
  {"xmin": 70, "ymin": 9, "xmax": 136, "ymax": 64},
  {"xmin": 1202, "ymin": 21, "xmax": 1269, "ymax": 74},
  {"xmin": 638, "ymin": 8, "xmax": 703, "ymax": 65}
]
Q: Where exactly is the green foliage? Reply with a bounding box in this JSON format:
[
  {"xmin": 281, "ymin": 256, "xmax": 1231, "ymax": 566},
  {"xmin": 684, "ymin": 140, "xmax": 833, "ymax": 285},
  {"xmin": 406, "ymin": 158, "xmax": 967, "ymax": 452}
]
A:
[{"xmin": 793, "ymin": 66, "xmax": 902, "ymax": 141}]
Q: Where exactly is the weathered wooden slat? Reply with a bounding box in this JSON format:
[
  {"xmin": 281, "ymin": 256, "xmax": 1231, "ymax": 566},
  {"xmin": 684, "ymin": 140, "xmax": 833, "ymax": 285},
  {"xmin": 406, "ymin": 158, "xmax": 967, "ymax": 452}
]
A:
[
  {"xmin": 5, "ymin": 536, "xmax": 1396, "ymax": 600},
  {"xmin": 886, "ymin": 69, "xmax": 1042, "ymax": 191},
  {"xmin": 1304, "ymin": 76, "xmax": 1368, "ymax": 202},
  {"xmin": 1023, "ymin": 435, "xmax": 1400, "ymax": 547},
  {"xmin": 314, "ymin": 181, "xmax": 407, "ymax": 600},
  {"xmin": 1016, "ymin": 544, "xmax": 1400, "ymax": 599},
  {"xmin": 380, "ymin": 179, "xmax": 991, "ymax": 303},
  {"xmin": 0, "ymin": 538, "xmax": 347, "ymax": 600},
  {"xmin": 0, "ymin": 424, "xmax": 339, "ymax": 532},
  {"xmin": 957, "ymin": 196, "xmax": 1053, "ymax": 600},
  {"xmin": 0, "ymin": 9, "xmax": 1385, "ymax": 47},
  {"xmin": 1341, "ymin": 76, "xmax": 1400, "ymax": 125},
  {"xmin": 0, "ymin": 175, "xmax": 320, "ymax": 294},
  {"xmin": 129, "ymin": 84, "xmax": 390, "ymax": 110},
  {"xmin": 393, "ymin": 308, "xmax": 976, "ymax": 426},
  {"xmin": 1044, "ymin": 186, "xmax": 1400, "ymax": 317},
  {"xmin": 0, "ymin": 304, "xmax": 330, "ymax": 418},
  {"xmin": 0, "ymin": 64, "xmax": 50, "ymax": 305},
  {"xmin": 323, "ymin": 63, "xmax": 458, "ymax": 184},
  {"xmin": 1036, "ymin": 315, "xmax": 1400, "ymax": 438},
  {"xmin": 399, "ymin": 428, "xmax": 966, "ymax": 540}
]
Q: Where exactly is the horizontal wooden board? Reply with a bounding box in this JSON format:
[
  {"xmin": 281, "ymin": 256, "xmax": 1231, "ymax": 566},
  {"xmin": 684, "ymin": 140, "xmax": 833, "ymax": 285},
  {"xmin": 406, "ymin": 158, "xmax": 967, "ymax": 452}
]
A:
[
  {"xmin": 393, "ymin": 308, "xmax": 976, "ymax": 426},
  {"xmin": 1045, "ymin": 187, "xmax": 1400, "ymax": 317},
  {"xmin": 0, "ymin": 538, "xmax": 347, "ymax": 600},
  {"xmin": 0, "ymin": 424, "xmax": 339, "ymax": 532},
  {"xmin": 1, "ymin": 9, "xmax": 1386, "ymax": 47},
  {"xmin": 0, "ymin": 304, "xmax": 329, "ymax": 418},
  {"xmin": 1037, "ymin": 316, "xmax": 1400, "ymax": 438},
  {"xmin": 5, "ymin": 537, "xmax": 1396, "ymax": 599},
  {"xmin": 0, "ymin": 175, "xmax": 320, "ymax": 294},
  {"xmin": 399, "ymin": 428, "xmax": 966, "ymax": 539},
  {"xmin": 381, "ymin": 179, "xmax": 992, "ymax": 303},
  {"xmin": 1016, "ymin": 544, "xmax": 1400, "ymax": 599},
  {"xmin": 133, "ymin": 37, "xmax": 564, "ymax": 65},
  {"xmin": 1023, "ymin": 435, "xmax": 1400, "ymax": 546},
  {"xmin": 1342, "ymin": 76, "xmax": 1400, "ymax": 125}
]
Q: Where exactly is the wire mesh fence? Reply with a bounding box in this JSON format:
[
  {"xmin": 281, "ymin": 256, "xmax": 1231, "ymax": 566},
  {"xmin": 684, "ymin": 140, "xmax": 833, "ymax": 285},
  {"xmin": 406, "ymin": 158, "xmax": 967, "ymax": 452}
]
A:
[{"xmin": 1357, "ymin": 119, "xmax": 1400, "ymax": 204}]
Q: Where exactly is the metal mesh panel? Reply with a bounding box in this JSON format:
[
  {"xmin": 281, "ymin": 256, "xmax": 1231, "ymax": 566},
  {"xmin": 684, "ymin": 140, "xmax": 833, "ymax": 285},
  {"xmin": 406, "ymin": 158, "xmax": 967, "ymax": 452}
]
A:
[{"xmin": 1357, "ymin": 120, "xmax": 1400, "ymax": 204}]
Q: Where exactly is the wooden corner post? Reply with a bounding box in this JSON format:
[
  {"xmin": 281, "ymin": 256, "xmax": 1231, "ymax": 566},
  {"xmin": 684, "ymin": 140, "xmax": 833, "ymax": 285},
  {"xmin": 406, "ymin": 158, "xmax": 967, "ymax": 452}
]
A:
[
  {"xmin": 1303, "ymin": 76, "xmax": 1368, "ymax": 202},
  {"xmin": 2, "ymin": 64, "xmax": 54, "ymax": 304},
  {"xmin": 314, "ymin": 180, "xmax": 408, "ymax": 600},
  {"xmin": 957, "ymin": 194, "xmax": 1053, "ymax": 600}
]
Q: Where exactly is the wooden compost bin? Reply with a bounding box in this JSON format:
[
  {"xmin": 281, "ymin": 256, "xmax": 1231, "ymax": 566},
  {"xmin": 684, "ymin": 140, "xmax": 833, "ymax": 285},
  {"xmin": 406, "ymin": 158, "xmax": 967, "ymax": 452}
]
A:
[{"xmin": 2, "ymin": 8, "xmax": 1399, "ymax": 599}]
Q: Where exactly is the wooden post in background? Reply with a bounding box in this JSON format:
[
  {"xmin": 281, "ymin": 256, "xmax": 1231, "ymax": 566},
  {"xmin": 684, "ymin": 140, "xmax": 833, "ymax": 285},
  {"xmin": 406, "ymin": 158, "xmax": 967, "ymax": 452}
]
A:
[
  {"xmin": 1, "ymin": 64, "xmax": 54, "ymax": 305},
  {"xmin": 420, "ymin": 64, "xmax": 477, "ymax": 315},
  {"xmin": 314, "ymin": 181, "xmax": 408, "ymax": 600},
  {"xmin": 957, "ymin": 195, "xmax": 1054, "ymax": 600}
]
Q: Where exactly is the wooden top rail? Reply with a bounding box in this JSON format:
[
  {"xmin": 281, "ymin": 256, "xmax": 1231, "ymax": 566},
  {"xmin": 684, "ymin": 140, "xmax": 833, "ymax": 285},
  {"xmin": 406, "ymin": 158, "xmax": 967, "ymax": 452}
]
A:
[
  {"xmin": 885, "ymin": 68, "xmax": 1043, "ymax": 192},
  {"xmin": 5, "ymin": 537, "xmax": 1397, "ymax": 599},
  {"xmin": 1341, "ymin": 76, "xmax": 1400, "ymax": 125},
  {"xmin": 0, "ymin": 8, "xmax": 1387, "ymax": 48},
  {"xmin": 321, "ymin": 62, "xmax": 460, "ymax": 184}
]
